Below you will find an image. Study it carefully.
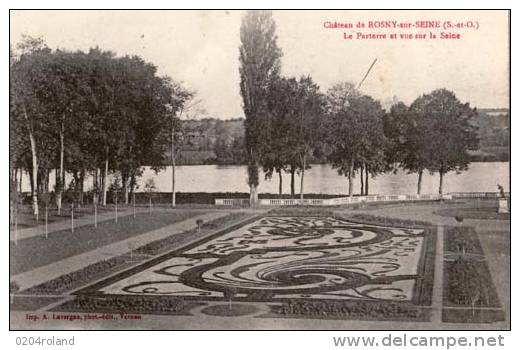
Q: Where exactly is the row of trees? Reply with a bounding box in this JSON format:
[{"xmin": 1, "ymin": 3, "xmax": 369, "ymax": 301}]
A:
[
  {"xmin": 239, "ymin": 11, "xmax": 479, "ymax": 205},
  {"xmin": 10, "ymin": 36, "xmax": 193, "ymax": 216}
]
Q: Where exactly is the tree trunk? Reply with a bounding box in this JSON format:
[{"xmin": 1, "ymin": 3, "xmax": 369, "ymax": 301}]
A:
[
  {"xmin": 248, "ymin": 161, "xmax": 259, "ymax": 206},
  {"xmin": 360, "ymin": 165, "xmax": 364, "ymax": 195},
  {"xmin": 45, "ymin": 168, "xmax": 50, "ymax": 194},
  {"xmin": 72, "ymin": 170, "xmax": 80, "ymax": 191},
  {"xmin": 249, "ymin": 184, "xmax": 258, "ymax": 206},
  {"xmin": 130, "ymin": 173, "xmax": 137, "ymax": 196},
  {"xmin": 417, "ymin": 169, "xmax": 423, "ymax": 195},
  {"xmin": 37, "ymin": 168, "xmax": 44, "ymax": 196},
  {"xmin": 79, "ymin": 169, "xmax": 85, "ymax": 205},
  {"xmin": 13, "ymin": 168, "xmax": 18, "ymax": 194},
  {"xmin": 29, "ymin": 165, "xmax": 34, "ymax": 199},
  {"xmin": 171, "ymin": 119, "xmax": 176, "ymax": 207},
  {"xmin": 348, "ymin": 159, "xmax": 354, "ymax": 198},
  {"xmin": 93, "ymin": 168, "xmax": 99, "ymax": 204},
  {"xmin": 278, "ymin": 169, "xmax": 283, "ymax": 197},
  {"xmin": 29, "ymin": 132, "xmax": 39, "ymax": 216},
  {"xmin": 56, "ymin": 125, "xmax": 64, "ymax": 214},
  {"xmin": 23, "ymin": 106, "xmax": 39, "ymax": 216},
  {"xmin": 99, "ymin": 170, "xmax": 103, "ymax": 204},
  {"xmin": 290, "ymin": 166, "xmax": 295, "ymax": 196},
  {"xmin": 439, "ymin": 169, "xmax": 444, "ymax": 196},
  {"xmin": 19, "ymin": 168, "xmax": 23, "ymax": 193},
  {"xmin": 102, "ymin": 148, "xmax": 108, "ymax": 206},
  {"xmin": 365, "ymin": 166, "xmax": 369, "ymax": 195},
  {"xmin": 300, "ymin": 156, "xmax": 306, "ymax": 204},
  {"xmin": 39, "ymin": 168, "xmax": 49, "ymax": 195},
  {"xmin": 55, "ymin": 169, "xmax": 59, "ymax": 213},
  {"xmin": 123, "ymin": 174, "xmax": 129, "ymax": 205}
]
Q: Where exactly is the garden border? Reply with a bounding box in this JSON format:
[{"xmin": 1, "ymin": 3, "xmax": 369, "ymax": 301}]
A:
[{"xmin": 442, "ymin": 225, "xmax": 504, "ymax": 323}]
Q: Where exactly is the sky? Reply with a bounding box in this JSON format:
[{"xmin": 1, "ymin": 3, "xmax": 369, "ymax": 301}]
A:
[{"xmin": 10, "ymin": 10, "xmax": 510, "ymax": 119}]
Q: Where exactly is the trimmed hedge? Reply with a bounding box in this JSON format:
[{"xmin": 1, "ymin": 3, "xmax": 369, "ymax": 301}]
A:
[
  {"xmin": 22, "ymin": 256, "xmax": 135, "ymax": 295},
  {"xmin": 269, "ymin": 299, "xmax": 429, "ymax": 321},
  {"xmin": 267, "ymin": 208, "xmax": 335, "ymax": 217},
  {"xmin": 346, "ymin": 213, "xmax": 433, "ymax": 228},
  {"xmin": 55, "ymin": 295, "xmax": 200, "ymax": 315}
]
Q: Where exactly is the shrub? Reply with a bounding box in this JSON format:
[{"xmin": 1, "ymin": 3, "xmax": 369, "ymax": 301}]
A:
[
  {"xmin": 196, "ymin": 219, "xmax": 204, "ymax": 232},
  {"xmin": 58, "ymin": 295, "xmax": 187, "ymax": 314},
  {"xmin": 274, "ymin": 299, "xmax": 424, "ymax": 320},
  {"xmin": 23, "ymin": 256, "xmax": 130, "ymax": 295},
  {"xmin": 445, "ymin": 226, "xmax": 482, "ymax": 254},
  {"xmin": 447, "ymin": 258, "xmax": 492, "ymax": 307},
  {"xmin": 347, "ymin": 214, "xmax": 433, "ymax": 228}
]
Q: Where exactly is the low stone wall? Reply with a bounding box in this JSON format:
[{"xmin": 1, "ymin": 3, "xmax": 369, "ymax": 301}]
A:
[
  {"xmin": 449, "ymin": 192, "xmax": 510, "ymax": 199},
  {"xmin": 215, "ymin": 194, "xmax": 452, "ymax": 206}
]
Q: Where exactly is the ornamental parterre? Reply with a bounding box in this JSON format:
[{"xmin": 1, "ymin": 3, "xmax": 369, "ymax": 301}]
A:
[{"xmin": 62, "ymin": 216, "xmax": 433, "ymax": 319}]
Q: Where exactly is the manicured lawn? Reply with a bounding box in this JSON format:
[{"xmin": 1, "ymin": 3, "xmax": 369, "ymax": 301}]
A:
[
  {"xmin": 435, "ymin": 207, "xmax": 509, "ymax": 220},
  {"xmin": 11, "ymin": 205, "xmax": 115, "ymax": 229},
  {"xmin": 10, "ymin": 210, "xmax": 203, "ymax": 275}
]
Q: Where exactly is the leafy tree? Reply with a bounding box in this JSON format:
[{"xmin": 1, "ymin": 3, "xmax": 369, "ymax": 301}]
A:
[
  {"xmin": 326, "ymin": 83, "xmax": 386, "ymax": 197},
  {"xmin": 262, "ymin": 76, "xmax": 325, "ymax": 199},
  {"xmin": 37, "ymin": 50, "xmax": 91, "ymax": 212},
  {"xmin": 10, "ymin": 40, "xmax": 191, "ymax": 211},
  {"xmin": 296, "ymin": 77, "xmax": 325, "ymax": 201},
  {"xmin": 384, "ymin": 101, "xmax": 430, "ymax": 194},
  {"xmin": 163, "ymin": 80, "xmax": 194, "ymax": 207},
  {"xmin": 263, "ymin": 77, "xmax": 295, "ymax": 196},
  {"xmin": 81, "ymin": 48, "xmax": 120, "ymax": 206},
  {"xmin": 355, "ymin": 101, "xmax": 387, "ymax": 196},
  {"xmin": 239, "ymin": 10, "xmax": 282, "ymax": 205},
  {"xmin": 414, "ymin": 89, "xmax": 479, "ymax": 195},
  {"xmin": 78, "ymin": 50, "xmax": 187, "ymax": 206},
  {"xmin": 386, "ymin": 90, "xmax": 479, "ymax": 195},
  {"xmin": 10, "ymin": 36, "xmax": 53, "ymax": 216}
]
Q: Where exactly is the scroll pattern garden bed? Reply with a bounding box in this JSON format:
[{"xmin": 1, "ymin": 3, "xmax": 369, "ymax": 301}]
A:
[{"xmin": 56, "ymin": 216, "xmax": 436, "ymax": 321}]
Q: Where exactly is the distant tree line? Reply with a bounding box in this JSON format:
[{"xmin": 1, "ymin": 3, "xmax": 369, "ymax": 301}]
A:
[
  {"xmin": 10, "ymin": 36, "xmax": 192, "ymax": 216},
  {"xmin": 239, "ymin": 11, "xmax": 480, "ymax": 205},
  {"xmin": 179, "ymin": 118, "xmax": 247, "ymax": 165},
  {"xmin": 173, "ymin": 107, "xmax": 506, "ymax": 165},
  {"xmin": 174, "ymin": 109, "xmax": 506, "ymax": 166}
]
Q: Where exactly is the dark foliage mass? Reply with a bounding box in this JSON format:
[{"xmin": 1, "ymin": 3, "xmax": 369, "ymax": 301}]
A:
[{"xmin": 10, "ymin": 36, "xmax": 192, "ymax": 215}]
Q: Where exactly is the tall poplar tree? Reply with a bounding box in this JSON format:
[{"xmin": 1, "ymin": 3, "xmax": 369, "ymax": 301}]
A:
[{"xmin": 239, "ymin": 10, "xmax": 282, "ymax": 205}]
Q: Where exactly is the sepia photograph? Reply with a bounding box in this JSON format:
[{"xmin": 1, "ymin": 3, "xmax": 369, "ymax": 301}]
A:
[{"xmin": 8, "ymin": 9, "xmax": 510, "ymax": 331}]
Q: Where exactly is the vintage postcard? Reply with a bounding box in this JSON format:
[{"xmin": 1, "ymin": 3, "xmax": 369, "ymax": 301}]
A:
[{"xmin": 9, "ymin": 9, "xmax": 510, "ymax": 331}]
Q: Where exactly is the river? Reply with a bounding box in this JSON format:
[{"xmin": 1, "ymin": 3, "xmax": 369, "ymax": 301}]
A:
[
  {"xmin": 135, "ymin": 162, "xmax": 509, "ymax": 195},
  {"xmin": 18, "ymin": 162, "xmax": 509, "ymax": 196}
]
